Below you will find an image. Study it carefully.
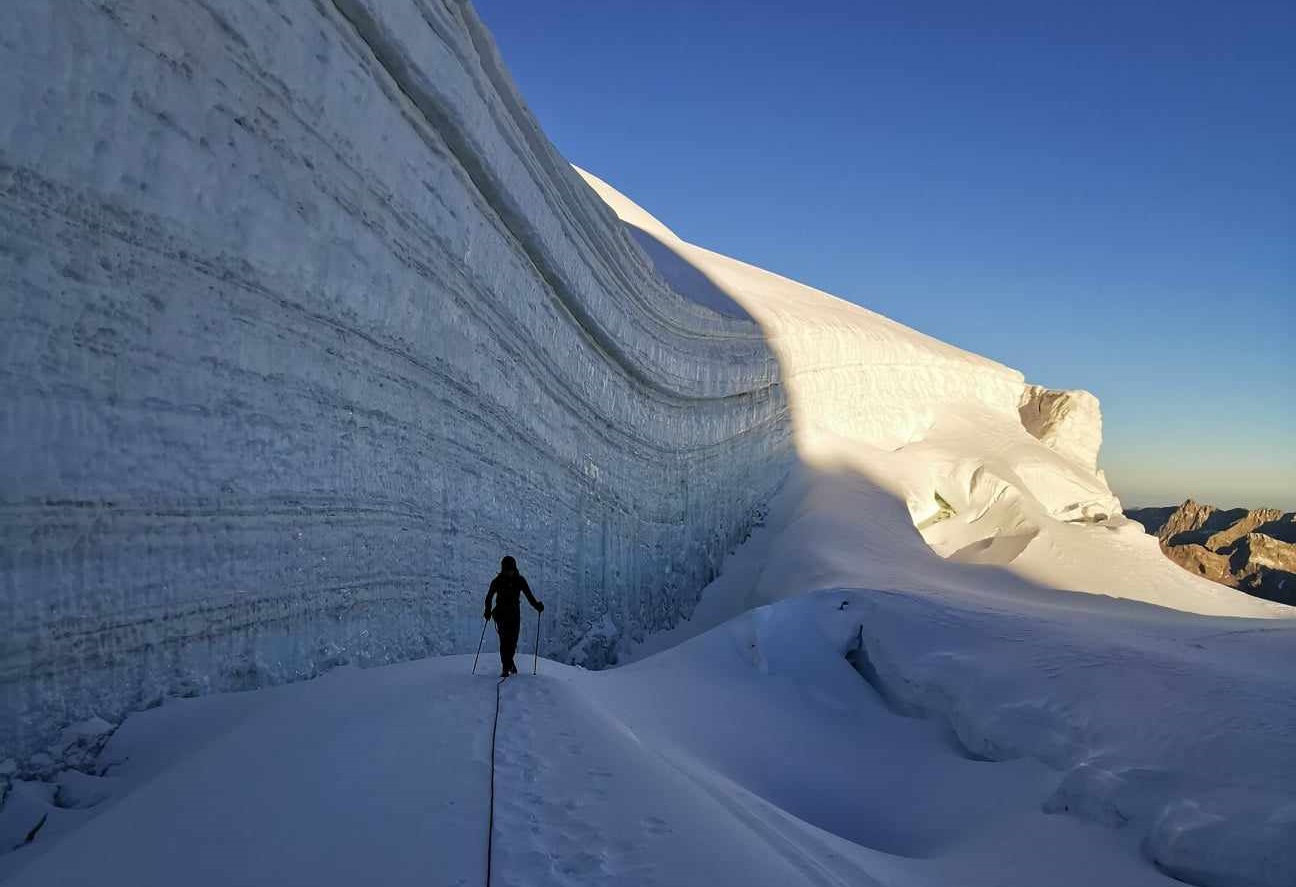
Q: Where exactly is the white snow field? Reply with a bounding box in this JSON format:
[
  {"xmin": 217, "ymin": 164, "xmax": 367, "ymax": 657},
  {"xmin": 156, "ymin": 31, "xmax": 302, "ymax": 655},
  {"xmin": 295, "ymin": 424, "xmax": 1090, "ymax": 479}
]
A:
[
  {"xmin": 2, "ymin": 594, "xmax": 1292, "ymax": 887},
  {"xmin": 1, "ymin": 0, "xmax": 1294, "ymax": 886}
]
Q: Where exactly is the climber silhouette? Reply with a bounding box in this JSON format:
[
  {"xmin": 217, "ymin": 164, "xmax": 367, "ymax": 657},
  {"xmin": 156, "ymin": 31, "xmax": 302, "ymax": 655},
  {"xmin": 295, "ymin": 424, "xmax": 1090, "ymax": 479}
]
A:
[{"xmin": 484, "ymin": 556, "xmax": 544, "ymax": 677}]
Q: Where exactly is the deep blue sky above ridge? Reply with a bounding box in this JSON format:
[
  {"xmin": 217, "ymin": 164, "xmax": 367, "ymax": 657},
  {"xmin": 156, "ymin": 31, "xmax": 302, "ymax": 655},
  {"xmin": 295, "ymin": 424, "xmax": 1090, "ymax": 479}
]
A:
[{"xmin": 476, "ymin": 0, "xmax": 1295, "ymax": 509}]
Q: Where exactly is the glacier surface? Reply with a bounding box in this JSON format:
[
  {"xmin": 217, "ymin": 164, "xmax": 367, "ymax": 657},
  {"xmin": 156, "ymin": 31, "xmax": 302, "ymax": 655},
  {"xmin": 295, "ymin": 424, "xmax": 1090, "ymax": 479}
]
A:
[
  {"xmin": 2, "ymin": 0, "xmax": 1286, "ymax": 766},
  {"xmin": 1, "ymin": 0, "xmax": 795, "ymax": 759}
]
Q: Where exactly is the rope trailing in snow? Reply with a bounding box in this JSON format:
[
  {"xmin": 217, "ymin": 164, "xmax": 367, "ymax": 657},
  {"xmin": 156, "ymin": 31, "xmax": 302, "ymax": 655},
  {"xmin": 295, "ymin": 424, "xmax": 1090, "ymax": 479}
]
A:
[{"xmin": 485, "ymin": 676, "xmax": 504, "ymax": 887}]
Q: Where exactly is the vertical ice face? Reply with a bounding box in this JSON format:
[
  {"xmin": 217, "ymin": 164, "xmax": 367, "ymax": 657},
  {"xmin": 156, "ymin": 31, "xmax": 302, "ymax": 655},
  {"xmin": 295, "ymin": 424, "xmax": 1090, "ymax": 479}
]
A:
[
  {"xmin": 0, "ymin": 0, "xmax": 794, "ymax": 758},
  {"xmin": 1018, "ymin": 384, "xmax": 1106, "ymax": 474}
]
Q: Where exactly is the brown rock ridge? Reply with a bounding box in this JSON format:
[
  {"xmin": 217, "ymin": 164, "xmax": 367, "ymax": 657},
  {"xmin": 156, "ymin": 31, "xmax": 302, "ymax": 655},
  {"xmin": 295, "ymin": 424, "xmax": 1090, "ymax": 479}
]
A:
[{"xmin": 1125, "ymin": 500, "xmax": 1296, "ymax": 606}]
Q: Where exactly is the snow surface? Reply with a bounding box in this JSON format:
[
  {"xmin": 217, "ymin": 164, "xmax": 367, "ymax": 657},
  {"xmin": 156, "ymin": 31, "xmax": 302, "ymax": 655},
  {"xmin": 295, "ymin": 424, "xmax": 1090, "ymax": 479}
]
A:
[
  {"xmin": 4, "ymin": 592, "xmax": 1292, "ymax": 887},
  {"xmin": 578, "ymin": 168, "xmax": 1287, "ymax": 619}
]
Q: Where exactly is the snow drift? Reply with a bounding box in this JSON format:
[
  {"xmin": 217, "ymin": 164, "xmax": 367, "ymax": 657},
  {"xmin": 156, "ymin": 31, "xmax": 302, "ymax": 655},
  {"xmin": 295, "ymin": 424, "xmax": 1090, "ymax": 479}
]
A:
[
  {"xmin": 579, "ymin": 170, "xmax": 1284, "ymax": 618},
  {"xmin": 4, "ymin": 594, "xmax": 1292, "ymax": 887},
  {"xmin": 576, "ymin": 176, "xmax": 1294, "ymax": 887}
]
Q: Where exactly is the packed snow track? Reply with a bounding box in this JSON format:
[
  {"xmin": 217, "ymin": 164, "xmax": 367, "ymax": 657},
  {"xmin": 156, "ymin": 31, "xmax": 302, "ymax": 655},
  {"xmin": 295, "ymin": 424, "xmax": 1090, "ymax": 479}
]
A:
[{"xmin": 5, "ymin": 583, "xmax": 1293, "ymax": 887}]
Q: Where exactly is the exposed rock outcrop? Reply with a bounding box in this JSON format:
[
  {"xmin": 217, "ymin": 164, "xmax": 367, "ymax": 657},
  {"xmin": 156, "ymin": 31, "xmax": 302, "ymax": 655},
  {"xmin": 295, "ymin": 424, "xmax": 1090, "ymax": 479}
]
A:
[{"xmin": 1126, "ymin": 501, "xmax": 1296, "ymax": 605}]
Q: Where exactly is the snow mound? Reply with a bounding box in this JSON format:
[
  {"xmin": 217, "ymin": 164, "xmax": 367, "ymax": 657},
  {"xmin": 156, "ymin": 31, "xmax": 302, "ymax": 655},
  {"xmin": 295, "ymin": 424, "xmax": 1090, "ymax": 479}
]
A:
[{"xmin": 5, "ymin": 590, "xmax": 1292, "ymax": 887}]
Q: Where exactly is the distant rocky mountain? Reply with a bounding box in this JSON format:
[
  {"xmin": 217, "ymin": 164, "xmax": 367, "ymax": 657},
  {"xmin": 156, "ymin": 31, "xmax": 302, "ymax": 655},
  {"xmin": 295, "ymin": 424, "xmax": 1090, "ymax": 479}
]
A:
[{"xmin": 1125, "ymin": 501, "xmax": 1296, "ymax": 605}]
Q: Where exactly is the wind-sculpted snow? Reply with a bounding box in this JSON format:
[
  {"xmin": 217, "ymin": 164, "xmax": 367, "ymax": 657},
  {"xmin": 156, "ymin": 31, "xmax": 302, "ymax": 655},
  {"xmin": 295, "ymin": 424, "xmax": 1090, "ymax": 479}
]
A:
[
  {"xmin": 591, "ymin": 162, "xmax": 1292, "ymax": 886},
  {"xmin": 0, "ymin": 0, "xmax": 792, "ymax": 759},
  {"xmin": 582, "ymin": 172, "xmax": 1273, "ymax": 606},
  {"xmin": 578, "ymin": 171, "xmax": 1029, "ymax": 452}
]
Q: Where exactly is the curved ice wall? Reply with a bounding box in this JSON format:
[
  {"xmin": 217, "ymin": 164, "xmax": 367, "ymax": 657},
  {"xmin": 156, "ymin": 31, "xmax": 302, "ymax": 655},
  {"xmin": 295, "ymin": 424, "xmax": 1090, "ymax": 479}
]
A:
[{"xmin": 0, "ymin": 0, "xmax": 793, "ymax": 757}]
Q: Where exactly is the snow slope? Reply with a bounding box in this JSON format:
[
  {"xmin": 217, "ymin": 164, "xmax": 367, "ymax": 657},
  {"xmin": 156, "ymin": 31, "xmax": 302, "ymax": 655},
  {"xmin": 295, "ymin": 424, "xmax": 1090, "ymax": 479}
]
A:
[
  {"xmin": 578, "ymin": 169, "xmax": 1286, "ymax": 622},
  {"xmin": 4, "ymin": 592, "xmax": 1292, "ymax": 887}
]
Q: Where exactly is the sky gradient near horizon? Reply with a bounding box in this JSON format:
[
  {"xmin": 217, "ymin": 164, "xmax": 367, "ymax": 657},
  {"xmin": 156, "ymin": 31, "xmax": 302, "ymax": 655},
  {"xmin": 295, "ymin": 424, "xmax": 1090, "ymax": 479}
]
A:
[{"xmin": 476, "ymin": 0, "xmax": 1294, "ymax": 510}]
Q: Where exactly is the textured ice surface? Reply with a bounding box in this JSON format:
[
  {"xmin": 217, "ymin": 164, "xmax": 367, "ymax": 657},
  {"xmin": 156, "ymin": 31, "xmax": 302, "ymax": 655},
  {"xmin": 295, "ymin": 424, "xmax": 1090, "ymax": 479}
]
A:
[
  {"xmin": 0, "ymin": 0, "xmax": 794, "ymax": 758},
  {"xmin": 1019, "ymin": 384, "xmax": 1106, "ymax": 474}
]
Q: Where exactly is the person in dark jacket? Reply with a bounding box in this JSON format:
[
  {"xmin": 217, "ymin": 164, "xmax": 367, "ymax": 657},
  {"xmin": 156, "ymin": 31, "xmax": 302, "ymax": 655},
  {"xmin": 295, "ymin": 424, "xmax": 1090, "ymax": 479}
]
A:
[{"xmin": 484, "ymin": 556, "xmax": 544, "ymax": 677}]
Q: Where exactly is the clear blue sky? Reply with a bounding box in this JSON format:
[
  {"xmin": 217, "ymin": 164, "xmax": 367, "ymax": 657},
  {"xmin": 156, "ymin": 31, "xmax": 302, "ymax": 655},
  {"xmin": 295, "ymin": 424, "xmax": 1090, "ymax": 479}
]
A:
[{"xmin": 476, "ymin": 0, "xmax": 1295, "ymax": 509}]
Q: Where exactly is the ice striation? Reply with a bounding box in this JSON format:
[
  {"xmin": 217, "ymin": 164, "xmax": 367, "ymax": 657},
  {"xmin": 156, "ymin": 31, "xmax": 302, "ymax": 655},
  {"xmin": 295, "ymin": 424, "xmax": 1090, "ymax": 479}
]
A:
[
  {"xmin": 581, "ymin": 171, "xmax": 1273, "ymax": 607},
  {"xmin": 0, "ymin": 0, "xmax": 796, "ymax": 759},
  {"xmin": 1, "ymin": 0, "xmax": 1287, "ymax": 775}
]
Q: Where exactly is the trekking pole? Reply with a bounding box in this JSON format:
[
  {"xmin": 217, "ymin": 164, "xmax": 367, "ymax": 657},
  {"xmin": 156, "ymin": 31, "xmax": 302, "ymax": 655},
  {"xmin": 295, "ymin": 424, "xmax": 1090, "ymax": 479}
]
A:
[
  {"xmin": 532, "ymin": 609, "xmax": 541, "ymax": 675},
  {"xmin": 472, "ymin": 616, "xmax": 488, "ymax": 675}
]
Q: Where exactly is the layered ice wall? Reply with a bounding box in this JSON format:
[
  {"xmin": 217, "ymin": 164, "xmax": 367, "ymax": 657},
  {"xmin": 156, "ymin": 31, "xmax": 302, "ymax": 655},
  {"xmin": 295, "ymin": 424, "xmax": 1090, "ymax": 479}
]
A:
[
  {"xmin": 0, "ymin": 0, "xmax": 794, "ymax": 758},
  {"xmin": 1, "ymin": 0, "xmax": 1255, "ymax": 764},
  {"xmin": 578, "ymin": 171, "xmax": 1029, "ymax": 452},
  {"xmin": 578, "ymin": 171, "xmax": 1124, "ymax": 525}
]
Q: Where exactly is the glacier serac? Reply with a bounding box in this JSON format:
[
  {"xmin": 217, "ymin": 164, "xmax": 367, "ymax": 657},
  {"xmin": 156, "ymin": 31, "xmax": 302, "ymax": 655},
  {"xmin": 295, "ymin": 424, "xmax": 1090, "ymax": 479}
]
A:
[
  {"xmin": 2, "ymin": 0, "xmax": 1286, "ymax": 767},
  {"xmin": 1, "ymin": 0, "xmax": 796, "ymax": 758}
]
